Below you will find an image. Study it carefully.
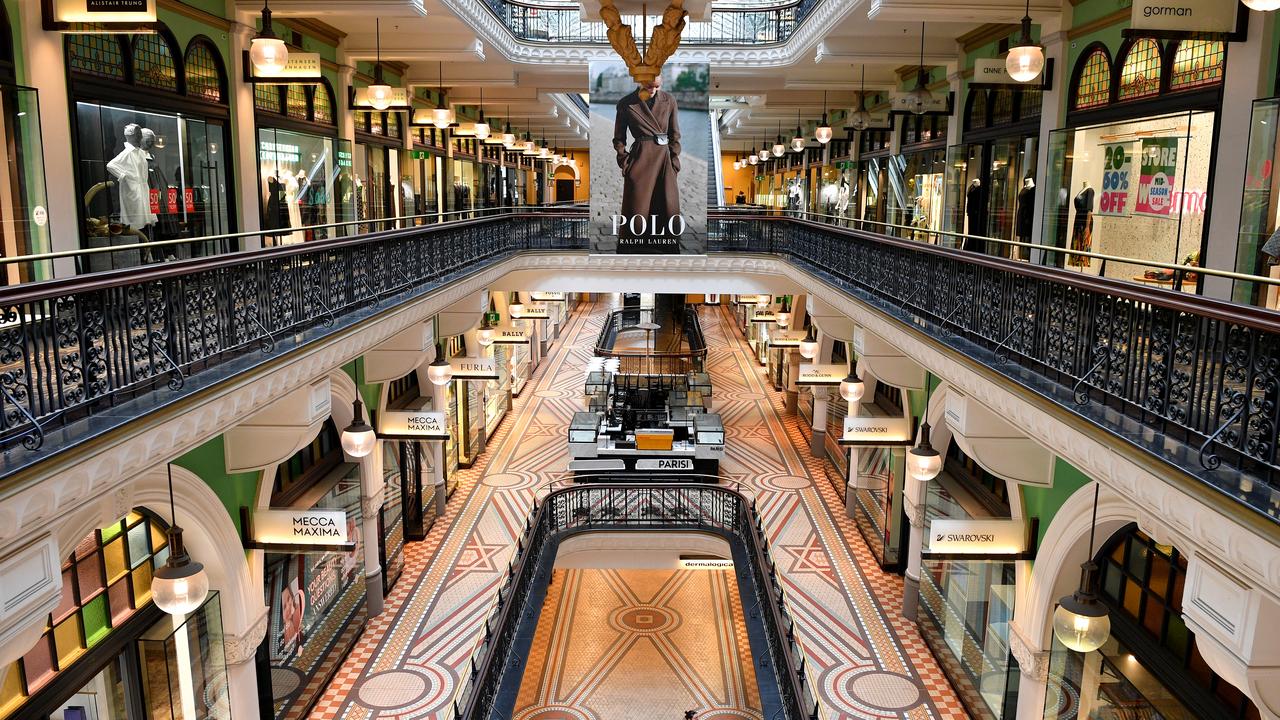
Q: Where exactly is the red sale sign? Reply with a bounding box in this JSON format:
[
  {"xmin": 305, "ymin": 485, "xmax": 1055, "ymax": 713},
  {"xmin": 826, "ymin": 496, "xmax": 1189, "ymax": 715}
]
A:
[{"xmin": 1097, "ymin": 143, "xmax": 1131, "ymax": 217}]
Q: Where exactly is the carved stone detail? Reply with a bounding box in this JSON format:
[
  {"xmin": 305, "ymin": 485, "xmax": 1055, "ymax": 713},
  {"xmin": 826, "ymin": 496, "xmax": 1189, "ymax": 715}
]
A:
[
  {"xmin": 223, "ymin": 610, "xmax": 268, "ymax": 665},
  {"xmin": 1007, "ymin": 621, "xmax": 1049, "ymax": 682}
]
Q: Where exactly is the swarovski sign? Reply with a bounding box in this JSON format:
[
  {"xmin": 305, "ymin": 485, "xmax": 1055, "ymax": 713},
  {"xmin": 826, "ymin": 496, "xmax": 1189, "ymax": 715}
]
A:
[{"xmin": 925, "ymin": 519, "xmax": 1029, "ymax": 557}]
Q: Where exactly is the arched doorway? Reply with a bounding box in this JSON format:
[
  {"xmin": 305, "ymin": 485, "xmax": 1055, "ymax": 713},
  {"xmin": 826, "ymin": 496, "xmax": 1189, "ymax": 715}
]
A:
[{"xmin": 553, "ymin": 165, "xmax": 576, "ymax": 203}]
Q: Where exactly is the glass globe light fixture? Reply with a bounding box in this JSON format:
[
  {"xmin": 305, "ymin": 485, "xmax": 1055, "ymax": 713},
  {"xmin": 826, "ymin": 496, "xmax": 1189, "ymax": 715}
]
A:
[
  {"xmin": 814, "ymin": 91, "xmax": 833, "ymax": 144},
  {"xmin": 1053, "ymin": 484, "xmax": 1112, "ymax": 653},
  {"xmin": 508, "ymin": 292, "xmax": 524, "ymax": 318},
  {"xmin": 759, "ymin": 147, "xmax": 771, "ymax": 162},
  {"xmin": 249, "ymin": 1, "xmax": 288, "ymax": 75},
  {"xmin": 427, "ymin": 345, "xmax": 453, "ymax": 386},
  {"xmin": 907, "ymin": 24, "xmax": 932, "ymax": 115},
  {"xmin": 1006, "ymin": 0, "xmax": 1045, "ymax": 83},
  {"xmin": 849, "ymin": 66, "xmax": 872, "ymax": 132},
  {"xmin": 1242, "ymin": 0, "xmax": 1280, "ymax": 8},
  {"xmin": 477, "ymin": 325, "xmax": 495, "ymax": 347},
  {"xmin": 473, "ymin": 88, "xmax": 490, "ymax": 140},
  {"xmin": 772, "ymin": 122, "xmax": 785, "ymax": 157},
  {"xmin": 798, "ymin": 325, "xmax": 819, "ymax": 360},
  {"xmin": 775, "ymin": 297, "xmax": 791, "ymax": 328},
  {"xmin": 748, "ymin": 153, "xmax": 758, "ymax": 166},
  {"xmin": 366, "ymin": 20, "xmax": 394, "ymax": 111},
  {"xmin": 151, "ymin": 465, "xmax": 210, "ymax": 616},
  {"xmin": 906, "ymin": 426, "xmax": 943, "ymax": 481},
  {"xmin": 340, "ymin": 398, "xmax": 376, "ymax": 457},
  {"xmin": 791, "ymin": 134, "xmax": 805, "ymax": 152},
  {"xmin": 431, "ymin": 106, "xmax": 453, "ymax": 129},
  {"xmin": 839, "ymin": 363, "xmax": 865, "ymax": 403}
]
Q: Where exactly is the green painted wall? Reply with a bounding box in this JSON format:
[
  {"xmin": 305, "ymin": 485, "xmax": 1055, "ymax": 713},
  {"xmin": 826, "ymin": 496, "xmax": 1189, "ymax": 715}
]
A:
[
  {"xmin": 174, "ymin": 434, "xmax": 261, "ymax": 536},
  {"xmin": 343, "ymin": 358, "xmax": 383, "ymax": 418},
  {"xmin": 1022, "ymin": 457, "xmax": 1093, "ymax": 550}
]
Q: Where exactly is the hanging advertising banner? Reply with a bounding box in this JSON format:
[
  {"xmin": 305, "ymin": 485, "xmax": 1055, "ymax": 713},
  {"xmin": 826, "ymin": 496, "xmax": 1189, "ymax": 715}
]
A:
[
  {"xmin": 530, "ymin": 291, "xmax": 566, "ymax": 302},
  {"xmin": 1097, "ymin": 142, "xmax": 1133, "ymax": 217},
  {"xmin": 590, "ymin": 61, "xmax": 709, "ymax": 254},
  {"xmin": 1135, "ymin": 137, "xmax": 1179, "ymax": 218},
  {"xmin": 242, "ymin": 52, "xmax": 322, "ymax": 84},
  {"xmin": 889, "ymin": 90, "xmax": 952, "ymax": 116},
  {"xmin": 512, "ymin": 303, "xmax": 550, "ymax": 319},
  {"xmin": 1131, "ymin": 0, "xmax": 1237, "ymax": 34},
  {"xmin": 768, "ymin": 329, "xmax": 806, "ymax": 348},
  {"xmin": 796, "ymin": 363, "xmax": 846, "ymax": 386},
  {"xmin": 839, "ymin": 416, "xmax": 914, "ymax": 446}
]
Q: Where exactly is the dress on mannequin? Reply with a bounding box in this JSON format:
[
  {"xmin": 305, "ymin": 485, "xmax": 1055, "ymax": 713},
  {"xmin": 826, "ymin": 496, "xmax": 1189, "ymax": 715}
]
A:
[
  {"xmin": 1069, "ymin": 183, "xmax": 1094, "ymax": 268},
  {"xmin": 105, "ymin": 123, "xmax": 155, "ymax": 232},
  {"xmin": 285, "ymin": 173, "xmax": 305, "ymax": 243},
  {"xmin": 1016, "ymin": 179, "xmax": 1036, "ymax": 242},
  {"xmin": 963, "ymin": 179, "xmax": 984, "ymax": 252},
  {"xmin": 836, "ymin": 179, "xmax": 850, "ymax": 217}
]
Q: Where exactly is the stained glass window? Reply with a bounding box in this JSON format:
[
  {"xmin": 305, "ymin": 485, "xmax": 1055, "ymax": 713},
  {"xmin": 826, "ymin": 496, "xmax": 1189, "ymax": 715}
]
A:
[
  {"xmin": 314, "ymin": 84, "xmax": 335, "ymax": 125},
  {"xmin": 184, "ymin": 40, "xmax": 225, "ymax": 104},
  {"xmin": 131, "ymin": 34, "xmax": 179, "ymax": 92},
  {"xmin": 1018, "ymin": 88, "xmax": 1042, "ymax": 121},
  {"xmin": 991, "ymin": 89, "xmax": 1014, "ymax": 126},
  {"xmin": 0, "ymin": 512, "xmax": 168, "ymax": 719},
  {"xmin": 286, "ymin": 83, "xmax": 309, "ymax": 120},
  {"xmin": 388, "ymin": 112, "xmax": 402, "ymax": 139},
  {"xmin": 67, "ymin": 33, "xmax": 126, "ymax": 81},
  {"xmin": 1118, "ymin": 38, "xmax": 1162, "ymax": 101},
  {"xmin": 255, "ymin": 84, "xmax": 283, "ymax": 114},
  {"xmin": 1169, "ymin": 39, "xmax": 1225, "ymax": 92},
  {"xmin": 1073, "ymin": 48, "xmax": 1111, "ymax": 110},
  {"xmin": 967, "ymin": 90, "xmax": 988, "ymax": 130}
]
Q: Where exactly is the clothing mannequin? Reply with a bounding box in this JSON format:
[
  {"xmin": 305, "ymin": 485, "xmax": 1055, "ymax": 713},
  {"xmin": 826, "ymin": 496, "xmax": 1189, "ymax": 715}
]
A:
[
  {"xmin": 1016, "ymin": 177, "xmax": 1036, "ymax": 246},
  {"xmin": 141, "ymin": 128, "xmax": 178, "ymax": 240},
  {"xmin": 284, "ymin": 172, "xmax": 304, "ymax": 243},
  {"xmin": 836, "ymin": 177, "xmax": 851, "ymax": 216},
  {"xmin": 964, "ymin": 178, "xmax": 984, "ymax": 252},
  {"xmin": 1069, "ymin": 180, "xmax": 1094, "ymax": 268},
  {"xmin": 106, "ymin": 123, "xmax": 154, "ymax": 232}
]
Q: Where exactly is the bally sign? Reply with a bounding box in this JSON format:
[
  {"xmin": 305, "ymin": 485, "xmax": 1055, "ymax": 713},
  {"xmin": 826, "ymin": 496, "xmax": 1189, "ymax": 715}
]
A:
[
  {"xmin": 926, "ymin": 519, "xmax": 1027, "ymax": 557},
  {"xmin": 797, "ymin": 363, "xmax": 846, "ymax": 386},
  {"xmin": 251, "ymin": 509, "xmax": 353, "ymax": 550},
  {"xmin": 379, "ymin": 410, "xmax": 449, "ymax": 440},
  {"xmin": 768, "ymin": 329, "xmax": 807, "ymax": 348},
  {"xmin": 840, "ymin": 416, "xmax": 914, "ymax": 446},
  {"xmin": 491, "ymin": 324, "xmax": 532, "ymax": 344},
  {"xmin": 513, "ymin": 303, "xmax": 550, "ymax": 319},
  {"xmin": 1131, "ymin": 0, "xmax": 1236, "ymax": 34},
  {"xmin": 450, "ymin": 358, "xmax": 499, "ymax": 380},
  {"xmin": 636, "ymin": 458, "xmax": 694, "ymax": 471}
]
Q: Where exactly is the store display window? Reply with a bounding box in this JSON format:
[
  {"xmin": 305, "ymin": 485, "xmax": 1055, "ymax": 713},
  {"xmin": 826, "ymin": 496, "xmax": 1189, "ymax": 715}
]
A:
[
  {"xmin": 1040, "ymin": 111, "xmax": 1214, "ymax": 289},
  {"xmin": 1233, "ymin": 97, "xmax": 1280, "ymax": 309},
  {"xmin": 0, "ymin": 85, "xmax": 50, "ymax": 283},
  {"xmin": 450, "ymin": 158, "xmax": 478, "ymax": 214},
  {"xmin": 257, "ymin": 128, "xmax": 354, "ymax": 243},
  {"xmin": 889, "ymin": 149, "xmax": 946, "ymax": 242}
]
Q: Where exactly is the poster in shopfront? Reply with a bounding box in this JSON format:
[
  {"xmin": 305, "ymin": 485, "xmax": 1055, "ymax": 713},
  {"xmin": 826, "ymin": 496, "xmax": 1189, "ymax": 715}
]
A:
[
  {"xmin": 1097, "ymin": 143, "xmax": 1133, "ymax": 217},
  {"xmin": 589, "ymin": 61, "xmax": 708, "ymax": 254},
  {"xmin": 1136, "ymin": 137, "xmax": 1179, "ymax": 218}
]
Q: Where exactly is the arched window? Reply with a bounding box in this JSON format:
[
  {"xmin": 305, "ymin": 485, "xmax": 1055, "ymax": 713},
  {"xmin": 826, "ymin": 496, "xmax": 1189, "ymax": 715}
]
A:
[
  {"xmin": 1018, "ymin": 88, "xmax": 1042, "ymax": 121},
  {"xmin": 1169, "ymin": 38, "xmax": 1225, "ymax": 92},
  {"xmin": 991, "ymin": 89, "xmax": 1014, "ymax": 126},
  {"xmin": 966, "ymin": 89, "xmax": 988, "ymax": 131},
  {"xmin": 67, "ymin": 33, "xmax": 126, "ymax": 81},
  {"xmin": 313, "ymin": 81, "xmax": 336, "ymax": 125},
  {"xmin": 1071, "ymin": 46, "xmax": 1112, "ymax": 110},
  {"xmin": 285, "ymin": 83, "xmax": 309, "ymax": 120},
  {"xmin": 184, "ymin": 38, "xmax": 226, "ymax": 104},
  {"xmin": 131, "ymin": 32, "xmax": 180, "ymax": 92},
  {"xmin": 255, "ymin": 84, "xmax": 283, "ymax": 114},
  {"xmin": 388, "ymin": 112, "xmax": 402, "ymax": 139},
  {"xmin": 1117, "ymin": 37, "xmax": 1162, "ymax": 101}
]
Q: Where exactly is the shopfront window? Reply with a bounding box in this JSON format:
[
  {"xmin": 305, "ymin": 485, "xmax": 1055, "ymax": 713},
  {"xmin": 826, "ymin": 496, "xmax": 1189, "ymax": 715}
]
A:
[
  {"xmin": 849, "ymin": 446, "xmax": 903, "ymax": 567},
  {"xmin": 0, "ymin": 85, "xmax": 50, "ymax": 283},
  {"xmin": 137, "ymin": 594, "xmax": 230, "ymax": 719},
  {"xmin": 1233, "ymin": 97, "xmax": 1280, "ymax": 309},
  {"xmin": 450, "ymin": 158, "xmax": 478, "ymax": 214},
  {"xmin": 1041, "ymin": 111, "xmax": 1214, "ymax": 289},
  {"xmin": 257, "ymin": 128, "xmax": 354, "ymax": 243},
  {"xmin": 890, "ymin": 148, "xmax": 946, "ymax": 242}
]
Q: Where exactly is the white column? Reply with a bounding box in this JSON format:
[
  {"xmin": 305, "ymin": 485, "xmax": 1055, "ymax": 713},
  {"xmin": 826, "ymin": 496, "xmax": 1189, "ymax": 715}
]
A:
[
  {"xmin": 1029, "ymin": 28, "xmax": 1068, "ymax": 265},
  {"xmin": 1201, "ymin": 9, "xmax": 1277, "ymax": 300},
  {"xmin": 902, "ymin": 474, "xmax": 926, "ymax": 619},
  {"xmin": 430, "ymin": 380, "xmax": 448, "ymax": 514},
  {"xmin": 946, "ymin": 67, "xmax": 964, "ymax": 150},
  {"xmin": 18, "ymin": 0, "xmax": 77, "ymax": 274},
  {"xmin": 360, "ymin": 449, "xmax": 385, "ymax": 617},
  {"xmin": 223, "ymin": 610, "xmax": 268, "ymax": 720},
  {"xmin": 810, "ymin": 387, "xmax": 828, "ymax": 458},
  {"xmin": 229, "ymin": 20, "xmax": 263, "ymax": 249}
]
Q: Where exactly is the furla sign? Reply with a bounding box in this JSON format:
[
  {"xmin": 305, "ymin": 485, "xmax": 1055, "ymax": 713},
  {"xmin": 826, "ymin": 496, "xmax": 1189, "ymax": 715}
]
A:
[{"xmin": 450, "ymin": 358, "xmax": 499, "ymax": 380}]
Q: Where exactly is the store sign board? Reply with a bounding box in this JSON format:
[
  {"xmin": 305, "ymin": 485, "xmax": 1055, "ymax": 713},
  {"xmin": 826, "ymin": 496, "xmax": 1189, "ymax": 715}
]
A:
[
  {"xmin": 1131, "ymin": 0, "xmax": 1236, "ymax": 34},
  {"xmin": 245, "ymin": 53, "xmax": 322, "ymax": 83},
  {"xmin": 513, "ymin": 303, "xmax": 550, "ymax": 319},
  {"xmin": 491, "ymin": 324, "xmax": 532, "ymax": 344},
  {"xmin": 927, "ymin": 519, "xmax": 1026, "ymax": 556},
  {"xmin": 1097, "ymin": 143, "xmax": 1133, "ymax": 217},
  {"xmin": 797, "ymin": 363, "xmax": 845, "ymax": 386},
  {"xmin": 750, "ymin": 310, "xmax": 777, "ymax": 323},
  {"xmin": 252, "ymin": 509, "xmax": 352, "ymax": 548},
  {"xmin": 450, "ymin": 358, "xmax": 499, "ymax": 380},
  {"xmin": 530, "ymin": 291, "xmax": 566, "ymax": 301},
  {"xmin": 973, "ymin": 58, "xmax": 1023, "ymax": 85},
  {"xmin": 378, "ymin": 410, "xmax": 449, "ymax": 440},
  {"xmin": 636, "ymin": 458, "xmax": 694, "ymax": 471},
  {"xmin": 840, "ymin": 416, "xmax": 913, "ymax": 446},
  {"xmin": 678, "ymin": 557, "xmax": 733, "ymax": 569},
  {"xmin": 768, "ymin": 329, "xmax": 806, "ymax": 348},
  {"xmin": 889, "ymin": 90, "xmax": 950, "ymax": 115},
  {"xmin": 352, "ymin": 86, "xmax": 411, "ymax": 110},
  {"xmin": 1136, "ymin": 137, "xmax": 1179, "ymax": 218},
  {"xmin": 51, "ymin": 0, "xmax": 154, "ymax": 22}
]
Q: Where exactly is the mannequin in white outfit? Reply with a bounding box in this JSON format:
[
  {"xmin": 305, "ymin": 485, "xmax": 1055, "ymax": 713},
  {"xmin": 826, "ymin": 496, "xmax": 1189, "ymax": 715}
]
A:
[
  {"xmin": 105, "ymin": 123, "xmax": 155, "ymax": 231},
  {"xmin": 285, "ymin": 171, "xmax": 304, "ymax": 243}
]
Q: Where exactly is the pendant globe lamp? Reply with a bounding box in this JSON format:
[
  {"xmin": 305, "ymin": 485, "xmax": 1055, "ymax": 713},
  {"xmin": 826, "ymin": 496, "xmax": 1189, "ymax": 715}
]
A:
[
  {"xmin": 849, "ymin": 65, "xmax": 873, "ymax": 132},
  {"xmin": 340, "ymin": 398, "xmax": 376, "ymax": 457},
  {"xmin": 151, "ymin": 464, "xmax": 210, "ymax": 616},
  {"xmin": 798, "ymin": 324, "xmax": 819, "ymax": 360},
  {"xmin": 1006, "ymin": 0, "xmax": 1045, "ymax": 82},
  {"xmin": 814, "ymin": 91, "xmax": 833, "ymax": 144},
  {"xmin": 907, "ymin": 24, "xmax": 933, "ymax": 115},
  {"xmin": 906, "ymin": 378, "xmax": 942, "ymax": 481},
  {"xmin": 772, "ymin": 121, "xmax": 786, "ymax": 157},
  {"xmin": 366, "ymin": 19, "xmax": 394, "ymax": 111},
  {"xmin": 431, "ymin": 62, "xmax": 454, "ymax": 129},
  {"xmin": 502, "ymin": 106, "xmax": 517, "ymax": 148},
  {"xmin": 1242, "ymin": 0, "xmax": 1280, "ymax": 9},
  {"xmin": 839, "ymin": 359, "xmax": 865, "ymax": 403},
  {"xmin": 757, "ymin": 133, "xmax": 770, "ymax": 162},
  {"xmin": 473, "ymin": 87, "xmax": 491, "ymax": 140},
  {"xmin": 508, "ymin": 291, "xmax": 525, "ymax": 318},
  {"xmin": 249, "ymin": 0, "xmax": 288, "ymax": 75},
  {"xmin": 776, "ymin": 296, "xmax": 791, "ymax": 329},
  {"xmin": 791, "ymin": 109, "xmax": 806, "ymax": 152},
  {"xmin": 427, "ymin": 342, "xmax": 453, "ymax": 386},
  {"xmin": 477, "ymin": 296, "xmax": 497, "ymax": 347},
  {"xmin": 748, "ymin": 147, "xmax": 758, "ymax": 166},
  {"xmin": 1053, "ymin": 483, "xmax": 1112, "ymax": 653}
]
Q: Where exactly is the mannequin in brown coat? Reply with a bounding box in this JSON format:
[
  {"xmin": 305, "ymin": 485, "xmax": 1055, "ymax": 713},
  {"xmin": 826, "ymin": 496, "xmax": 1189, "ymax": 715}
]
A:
[{"xmin": 613, "ymin": 75, "xmax": 682, "ymax": 246}]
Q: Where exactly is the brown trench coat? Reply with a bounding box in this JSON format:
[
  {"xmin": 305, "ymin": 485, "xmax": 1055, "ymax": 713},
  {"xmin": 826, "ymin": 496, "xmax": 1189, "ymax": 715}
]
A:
[{"xmin": 613, "ymin": 89, "xmax": 682, "ymax": 237}]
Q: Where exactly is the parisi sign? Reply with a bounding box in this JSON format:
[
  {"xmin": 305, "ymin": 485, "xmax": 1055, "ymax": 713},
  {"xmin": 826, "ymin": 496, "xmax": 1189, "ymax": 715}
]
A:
[{"xmin": 252, "ymin": 509, "xmax": 350, "ymax": 548}]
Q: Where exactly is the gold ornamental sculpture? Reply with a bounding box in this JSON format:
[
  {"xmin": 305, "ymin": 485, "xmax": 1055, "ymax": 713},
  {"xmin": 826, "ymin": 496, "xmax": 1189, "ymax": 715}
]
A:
[{"xmin": 597, "ymin": 0, "xmax": 688, "ymax": 98}]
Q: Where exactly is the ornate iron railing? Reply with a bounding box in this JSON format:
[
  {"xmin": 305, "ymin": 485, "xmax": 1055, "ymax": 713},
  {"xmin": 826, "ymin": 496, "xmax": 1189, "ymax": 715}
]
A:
[
  {"xmin": 485, "ymin": 0, "xmax": 818, "ymax": 45},
  {"xmin": 451, "ymin": 483, "xmax": 820, "ymax": 720},
  {"xmin": 593, "ymin": 305, "xmax": 708, "ymax": 371}
]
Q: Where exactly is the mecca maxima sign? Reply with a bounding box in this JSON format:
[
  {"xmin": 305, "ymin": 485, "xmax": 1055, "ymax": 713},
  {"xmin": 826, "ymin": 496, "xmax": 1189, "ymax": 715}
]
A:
[
  {"xmin": 379, "ymin": 410, "xmax": 449, "ymax": 440},
  {"xmin": 925, "ymin": 519, "xmax": 1028, "ymax": 558},
  {"xmin": 249, "ymin": 509, "xmax": 354, "ymax": 552}
]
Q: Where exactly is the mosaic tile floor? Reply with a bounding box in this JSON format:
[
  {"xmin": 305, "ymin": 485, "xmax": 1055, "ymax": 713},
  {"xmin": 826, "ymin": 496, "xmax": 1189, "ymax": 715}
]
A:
[{"xmin": 311, "ymin": 298, "xmax": 967, "ymax": 720}]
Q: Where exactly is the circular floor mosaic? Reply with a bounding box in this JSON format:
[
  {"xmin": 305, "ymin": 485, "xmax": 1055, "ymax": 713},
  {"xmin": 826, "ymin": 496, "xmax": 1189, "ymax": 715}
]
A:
[
  {"xmin": 756, "ymin": 474, "xmax": 812, "ymax": 491},
  {"xmin": 516, "ymin": 705, "xmax": 598, "ymax": 720},
  {"xmin": 356, "ymin": 670, "xmax": 431, "ymax": 709},
  {"xmin": 843, "ymin": 670, "xmax": 923, "ymax": 712},
  {"xmin": 609, "ymin": 605, "xmax": 678, "ymax": 634},
  {"xmin": 535, "ymin": 389, "xmax": 566, "ymax": 399},
  {"xmin": 482, "ymin": 472, "xmax": 532, "ymax": 488}
]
